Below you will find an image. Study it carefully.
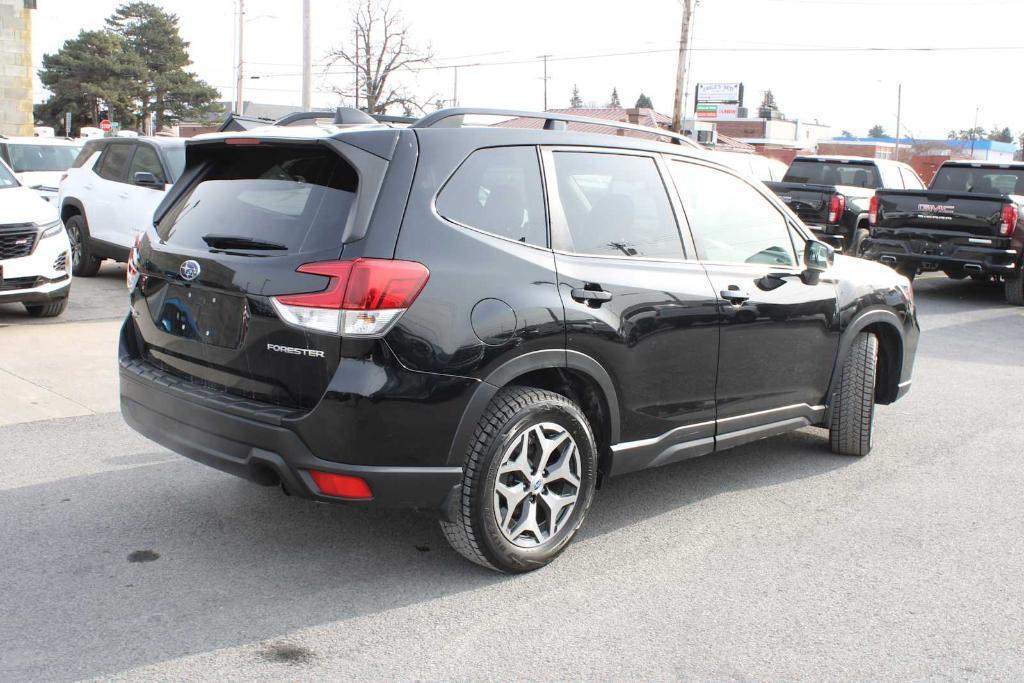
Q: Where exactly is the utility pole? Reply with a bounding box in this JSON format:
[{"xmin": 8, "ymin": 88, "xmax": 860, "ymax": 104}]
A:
[
  {"xmin": 894, "ymin": 83, "xmax": 902, "ymax": 161},
  {"xmin": 540, "ymin": 55, "xmax": 551, "ymax": 110},
  {"xmin": 671, "ymin": 0, "xmax": 695, "ymax": 133},
  {"xmin": 680, "ymin": 0, "xmax": 699, "ymax": 128},
  {"xmin": 453, "ymin": 66, "xmax": 459, "ymax": 108},
  {"xmin": 353, "ymin": 29, "xmax": 359, "ymax": 111},
  {"xmin": 235, "ymin": 0, "xmax": 245, "ymax": 115},
  {"xmin": 301, "ymin": 0, "xmax": 311, "ymax": 110}
]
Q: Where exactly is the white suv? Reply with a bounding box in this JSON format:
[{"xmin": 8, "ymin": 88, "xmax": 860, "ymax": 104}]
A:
[
  {"xmin": 58, "ymin": 137, "xmax": 185, "ymax": 276},
  {"xmin": 0, "ymin": 159, "xmax": 72, "ymax": 317},
  {"xmin": 0, "ymin": 136, "xmax": 82, "ymax": 203}
]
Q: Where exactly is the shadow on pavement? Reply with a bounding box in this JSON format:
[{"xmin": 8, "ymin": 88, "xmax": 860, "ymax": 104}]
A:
[{"xmin": 0, "ymin": 428, "xmax": 850, "ymax": 679}]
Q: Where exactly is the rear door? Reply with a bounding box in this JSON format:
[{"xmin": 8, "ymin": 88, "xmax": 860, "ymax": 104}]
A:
[
  {"xmin": 131, "ymin": 138, "xmax": 387, "ymax": 409},
  {"xmin": 88, "ymin": 141, "xmax": 134, "ymax": 244},
  {"xmin": 668, "ymin": 159, "xmax": 840, "ymax": 441},
  {"xmin": 543, "ymin": 147, "xmax": 720, "ymax": 469}
]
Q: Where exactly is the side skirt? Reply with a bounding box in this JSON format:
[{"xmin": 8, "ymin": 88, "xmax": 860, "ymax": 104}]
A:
[{"xmin": 608, "ymin": 403, "xmax": 826, "ymax": 477}]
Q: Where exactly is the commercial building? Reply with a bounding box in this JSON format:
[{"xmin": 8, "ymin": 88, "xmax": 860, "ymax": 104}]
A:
[{"xmin": 0, "ymin": 0, "xmax": 34, "ymax": 136}]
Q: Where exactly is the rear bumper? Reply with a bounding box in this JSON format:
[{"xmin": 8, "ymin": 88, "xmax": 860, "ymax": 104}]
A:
[
  {"xmin": 120, "ymin": 366, "xmax": 463, "ymax": 510},
  {"xmin": 863, "ymin": 236, "xmax": 1019, "ymax": 274}
]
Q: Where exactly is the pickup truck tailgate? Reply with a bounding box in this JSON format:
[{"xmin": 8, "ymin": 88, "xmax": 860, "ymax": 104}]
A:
[{"xmin": 875, "ymin": 189, "xmax": 1014, "ymax": 237}]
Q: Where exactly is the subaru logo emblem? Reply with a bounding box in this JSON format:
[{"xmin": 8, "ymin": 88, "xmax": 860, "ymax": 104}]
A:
[{"xmin": 179, "ymin": 260, "xmax": 201, "ymax": 281}]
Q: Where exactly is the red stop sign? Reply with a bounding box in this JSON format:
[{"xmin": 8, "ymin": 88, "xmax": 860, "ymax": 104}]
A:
[{"xmin": 100, "ymin": 119, "xmax": 112, "ymax": 132}]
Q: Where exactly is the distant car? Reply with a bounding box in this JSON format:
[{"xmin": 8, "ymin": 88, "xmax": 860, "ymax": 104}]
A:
[
  {"xmin": 0, "ymin": 136, "xmax": 82, "ymax": 203},
  {"xmin": 712, "ymin": 151, "xmax": 788, "ymax": 183},
  {"xmin": 0, "ymin": 158, "xmax": 72, "ymax": 317},
  {"xmin": 58, "ymin": 136, "xmax": 185, "ymax": 276}
]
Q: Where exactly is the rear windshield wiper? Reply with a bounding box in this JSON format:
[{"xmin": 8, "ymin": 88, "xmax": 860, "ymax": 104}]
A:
[{"xmin": 201, "ymin": 234, "xmax": 287, "ymax": 251}]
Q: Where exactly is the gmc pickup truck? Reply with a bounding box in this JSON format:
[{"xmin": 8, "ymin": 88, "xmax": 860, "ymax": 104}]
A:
[
  {"xmin": 862, "ymin": 160, "xmax": 1024, "ymax": 305},
  {"xmin": 767, "ymin": 156, "xmax": 925, "ymax": 254}
]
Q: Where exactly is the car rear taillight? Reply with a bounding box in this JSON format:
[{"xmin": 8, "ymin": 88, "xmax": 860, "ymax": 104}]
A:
[
  {"xmin": 308, "ymin": 470, "xmax": 373, "ymax": 500},
  {"xmin": 869, "ymin": 195, "xmax": 879, "ymax": 226},
  {"xmin": 1000, "ymin": 204, "xmax": 1018, "ymax": 237},
  {"xmin": 126, "ymin": 234, "xmax": 142, "ymax": 290},
  {"xmin": 828, "ymin": 194, "xmax": 846, "ymax": 224},
  {"xmin": 271, "ymin": 258, "xmax": 430, "ymax": 337}
]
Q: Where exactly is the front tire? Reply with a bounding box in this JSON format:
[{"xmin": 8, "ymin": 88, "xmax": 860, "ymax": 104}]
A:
[
  {"xmin": 65, "ymin": 214, "xmax": 101, "ymax": 277},
  {"xmin": 440, "ymin": 386, "xmax": 598, "ymax": 573},
  {"xmin": 829, "ymin": 332, "xmax": 878, "ymax": 456},
  {"xmin": 24, "ymin": 297, "xmax": 68, "ymax": 318},
  {"xmin": 849, "ymin": 227, "xmax": 870, "ymax": 257}
]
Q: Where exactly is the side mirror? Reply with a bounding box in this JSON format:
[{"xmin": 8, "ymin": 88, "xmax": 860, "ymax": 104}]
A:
[
  {"xmin": 802, "ymin": 240, "xmax": 834, "ymax": 285},
  {"xmin": 133, "ymin": 171, "xmax": 163, "ymax": 189}
]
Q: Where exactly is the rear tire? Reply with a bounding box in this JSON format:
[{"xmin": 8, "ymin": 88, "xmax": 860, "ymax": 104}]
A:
[
  {"xmin": 65, "ymin": 214, "xmax": 101, "ymax": 277},
  {"xmin": 24, "ymin": 297, "xmax": 68, "ymax": 318},
  {"xmin": 829, "ymin": 332, "xmax": 878, "ymax": 456},
  {"xmin": 440, "ymin": 386, "xmax": 598, "ymax": 573},
  {"xmin": 1005, "ymin": 266, "xmax": 1024, "ymax": 306}
]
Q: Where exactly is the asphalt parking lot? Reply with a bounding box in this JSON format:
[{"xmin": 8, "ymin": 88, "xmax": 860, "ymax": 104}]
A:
[{"xmin": 1, "ymin": 268, "xmax": 1022, "ymax": 681}]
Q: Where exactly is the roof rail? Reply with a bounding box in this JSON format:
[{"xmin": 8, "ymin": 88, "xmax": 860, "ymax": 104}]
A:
[
  {"xmin": 411, "ymin": 107, "xmax": 702, "ymax": 149},
  {"xmin": 273, "ymin": 107, "xmax": 415, "ymax": 128}
]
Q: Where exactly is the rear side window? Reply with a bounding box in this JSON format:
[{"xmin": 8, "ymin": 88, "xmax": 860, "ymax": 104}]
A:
[
  {"xmin": 878, "ymin": 164, "xmax": 903, "ymax": 189},
  {"xmin": 96, "ymin": 144, "xmax": 133, "ymax": 182},
  {"xmin": 900, "ymin": 167, "xmax": 925, "ymax": 190},
  {"xmin": 129, "ymin": 144, "xmax": 165, "ymax": 183},
  {"xmin": 72, "ymin": 141, "xmax": 103, "ymax": 168},
  {"xmin": 7, "ymin": 144, "xmax": 81, "ymax": 172},
  {"xmin": 156, "ymin": 145, "xmax": 358, "ymax": 254},
  {"xmin": 551, "ymin": 152, "xmax": 683, "ymax": 259},
  {"xmin": 436, "ymin": 146, "xmax": 547, "ymax": 247}
]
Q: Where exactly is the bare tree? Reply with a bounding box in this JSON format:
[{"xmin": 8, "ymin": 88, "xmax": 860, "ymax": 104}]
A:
[{"xmin": 325, "ymin": 0, "xmax": 433, "ymax": 114}]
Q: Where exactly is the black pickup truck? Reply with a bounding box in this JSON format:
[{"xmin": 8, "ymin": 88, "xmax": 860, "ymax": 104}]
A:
[
  {"xmin": 862, "ymin": 160, "xmax": 1024, "ymax": 304},
  {"xmin": 767, "ymin": 156, "xmax": 925, "ymax": 254}
]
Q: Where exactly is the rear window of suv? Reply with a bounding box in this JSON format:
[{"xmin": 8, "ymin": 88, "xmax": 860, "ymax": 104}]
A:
[{"xmin": 156, "ymin": 145, "xmax": 358, "ymax": 254}]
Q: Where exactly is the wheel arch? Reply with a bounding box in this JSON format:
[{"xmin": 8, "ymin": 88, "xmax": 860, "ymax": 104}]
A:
[
  {"xmin": 60, "ymin": 197, "xmax": 86, "ymax": 224},
  {"xmin": 445, "ymin": 350, "xmax": 621, "ymax": 472},
  {"xmin": 824, "ymin": 309, "xmax": 905, "ymax": 422}
]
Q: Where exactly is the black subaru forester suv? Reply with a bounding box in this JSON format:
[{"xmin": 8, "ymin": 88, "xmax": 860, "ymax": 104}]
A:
[{"xmin": 119, "ymin": 108, "xmax": 918, "ymax": 573}]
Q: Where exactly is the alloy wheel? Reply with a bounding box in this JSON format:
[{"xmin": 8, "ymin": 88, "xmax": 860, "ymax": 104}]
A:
[
  {"xmin": 68, "ymin": 223, "xmax": 81, "ymax": 268},
  {"xmin": 492, "ymin": 422, "xmax": 582, "ymax": 548}
]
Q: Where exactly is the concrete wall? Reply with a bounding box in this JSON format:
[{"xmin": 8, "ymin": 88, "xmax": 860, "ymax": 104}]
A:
[{"xmin": 0, "ymin": 0, "xmax": 32, "ymax": 137}]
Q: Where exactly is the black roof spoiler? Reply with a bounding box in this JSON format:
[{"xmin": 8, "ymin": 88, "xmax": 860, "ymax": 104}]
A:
[{"xmin": 411, "ymin": 107, "xmax": 702, "ymax": 149}]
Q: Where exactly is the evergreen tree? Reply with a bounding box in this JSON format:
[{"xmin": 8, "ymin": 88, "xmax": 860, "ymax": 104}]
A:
[
  {"xmin": 989, "ymin": 126, "xmax": 1013, "ymax": 143},
  {"xmin": 105, "ymin": 1, "xmax": 220, "ymax": 127},
  {"xmin": 569, "ymin": 85, "xmax": 583, "ymax": 108},
  {"xmin": 868, "ymin": 124, "xmax": 887, "ymax": 138},
  {"xmin": 635, "ymin": 93, "xmax": 653, "ymax": 109},
  {"xmin": 608, "ymin": 87, "xmax": 621, "ymax": 108}
]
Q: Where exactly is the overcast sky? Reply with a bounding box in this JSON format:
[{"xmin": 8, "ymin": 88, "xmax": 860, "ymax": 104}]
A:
[{"xmin": 32, "ymin": 0, "xmax": 1024, "ymax": 141}]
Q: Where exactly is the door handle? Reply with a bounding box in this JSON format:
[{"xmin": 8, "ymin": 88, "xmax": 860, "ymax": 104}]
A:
[
  {"xmin": 119, "ymin": 192, "xmax": 130, "ymax": 199},
  {"xmin": 720, "ymin": 287, "xmax": 750, "ymax": 304},
  {"xmin": 571, "ymin": 286, "xmax": 613, "ymax": 306}
]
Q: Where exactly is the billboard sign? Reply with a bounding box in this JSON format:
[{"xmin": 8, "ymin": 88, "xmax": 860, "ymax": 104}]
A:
[
  {"xmin": 696, "ymin": 82, "xmax": 744, "ymax": 105},
  {"xmin": 695, "ymin": 103, "xmax": 740, "ymax": 119}
]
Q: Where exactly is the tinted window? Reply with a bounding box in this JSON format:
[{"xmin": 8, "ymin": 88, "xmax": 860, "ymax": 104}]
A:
[
  {"xmin": 6, "ymin": 144, "xmax": 81, "ymax": 172},
  {"xmin": 156, "ymin": 146, "xmax": 358, "ymax": 255},
  {"xmin": 671, "ymin": 161, "xmax": 796, "ymax": 266},
  {"xmin": 72, "ymin": 141, "xmax": 104, "ymax": 169},
  {"xmin": 163, "ymin": 146, "xmax": 185, "ymax": 181},
  {"xmin": 436, "ymin": 146, "xmax": 546, "ymax": 247},
  {"xmin": 96, "ymin": 144, "xmax": 133, "ymax": 182},
  {"xmin": 784, "ymin": 160, "xmax": 881, "ymax": 189},
  {"xmin": 129, "ymin": 144, "xmax": 165, "ymax": 183},
  {"xmin": 552, "ymin": 152, "xmax": 683, "ymax": 259},
  {"xmin": 930, "ymin": 166, "xmax": 1024, "ymax": 195},
  {"xmin": 898, "ymin": 167, "xmax": 921, "ymax": 190},
  {"xmin": 0, "ymin": 162, "xmax": 18, "ymax": 188}
]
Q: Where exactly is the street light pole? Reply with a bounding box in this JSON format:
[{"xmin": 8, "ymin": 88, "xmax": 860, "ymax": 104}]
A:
[
  {"xmin": 894, "ymin": 83, "xmax": 902, "ymax": 161},
  {"xmin": 301, "ymin": 0, "xmax": 311, "ymax": 110},
  {"xmin": 540, "ymin": 55, "xmax": 551, "ymax": 110},
  {"xmin": 671, "ymin": 0, "xmax": 695, "ymax": 133},
  {"xmin": 235, "ymin": 0, "xmax": 245, "ymax": 115}
]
